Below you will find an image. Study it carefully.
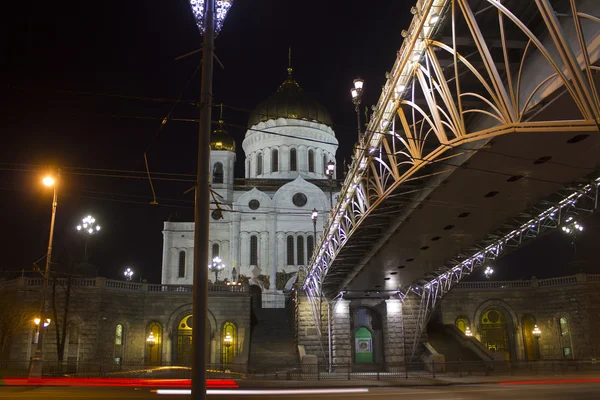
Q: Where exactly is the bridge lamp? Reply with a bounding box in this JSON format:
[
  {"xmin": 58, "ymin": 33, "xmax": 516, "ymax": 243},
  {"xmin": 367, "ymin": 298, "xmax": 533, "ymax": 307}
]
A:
[
  {"xmin": 311, "ymin": 208, "xmax": 318, "ymax": 239},
  {"xmin": 484, "ymin": 266, "xmax": 494, "ymax": 279},
  {"xmin": 532, "ymin": 324, "xmax": 542, "ymax": 339},
  {"xmin": 465, "ymin": 326, "xmax": 473, "ymax": 337},
  {"xmin": 124, "ymin": 267, "xmax": 134, "ymax": 281},
  {"xmin": 189, "ymin": 0, "xmax": 234, "ymax": 36},
  {"xmin": 351, "ymin": 78, "xmax": 364, "ymax": 142}
]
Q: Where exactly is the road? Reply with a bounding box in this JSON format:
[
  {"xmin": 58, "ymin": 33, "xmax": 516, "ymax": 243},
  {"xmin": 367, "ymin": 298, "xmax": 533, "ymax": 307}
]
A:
[{"xmin": 1, "ymin": 383, "xmax": 600, "ymax": 399}]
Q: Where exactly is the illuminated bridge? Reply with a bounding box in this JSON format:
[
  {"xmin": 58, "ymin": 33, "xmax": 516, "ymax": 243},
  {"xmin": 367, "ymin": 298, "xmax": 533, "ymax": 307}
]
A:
[{"xmin": 302, "ymin": 0, "xmax": 600, "ymax": 359}]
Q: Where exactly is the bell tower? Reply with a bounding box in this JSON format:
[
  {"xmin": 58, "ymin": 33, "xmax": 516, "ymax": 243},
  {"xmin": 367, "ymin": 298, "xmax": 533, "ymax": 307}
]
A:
[{"xmin": 210, "ymin": 105, "xmax": 236, "ymax": 204}]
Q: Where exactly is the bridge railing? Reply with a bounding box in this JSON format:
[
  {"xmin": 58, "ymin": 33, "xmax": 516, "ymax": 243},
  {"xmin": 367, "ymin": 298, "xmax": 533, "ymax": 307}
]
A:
[{"xmin": 454, "ymin": 274, "xmax": 600, "ymax": 290}]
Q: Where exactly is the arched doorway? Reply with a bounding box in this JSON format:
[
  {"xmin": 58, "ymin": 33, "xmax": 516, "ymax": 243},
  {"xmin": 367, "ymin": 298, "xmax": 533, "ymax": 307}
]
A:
[
  {"xmin": 480, "ymin": 309, "xmax": 510, "ymax": 360},
  {"xmin": 176, "ymin": 314, "xmax": 211, "ymax": 364},
  {"xmin": 221, "ymin": 322, "xmax": 237, "ymax": 364},
  {"xmin": 249, "ymin": 285, "xmax": 262, "ymax": 309},
  {"xmin": 455, "ymin": 317, "xmax": 469, "ymax": 334},
  {"xmin": 351, "ymin": 307, "xmax": 383, "ymax": 366},
  {"xmin": 522, "ymin": 316, "xmax": 537, "ymax": 360},
  {"xmin": 147, "ymin": 322, "xmax": 162, "ymax": 365}
]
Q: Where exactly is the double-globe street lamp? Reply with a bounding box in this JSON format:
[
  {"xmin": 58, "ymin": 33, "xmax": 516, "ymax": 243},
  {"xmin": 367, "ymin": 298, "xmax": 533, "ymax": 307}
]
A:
[
  {"xmin": 311, "ymin": 208, "xmax": 318, "ymax": 240},
  {"xmin": 30, "ymin": 172, "xmax": 59, "ymax": 378},
  {"xmin": 187, "ymin": 1, "xmax": 235, "ymax": 397},
  {"xmin": 76, "ymin": 215, "xmax": 101, "ymax": 261},
  {"xmin": 209, "ymin": 256, "xmax": 226, "ymax": 283},
  {"xmin": 350, "ymin": 78, "xmax": 364, "ymax": 143},
  {"xmin": 325, "ymin": 160, "xmax": 335, "ymax": 209}
]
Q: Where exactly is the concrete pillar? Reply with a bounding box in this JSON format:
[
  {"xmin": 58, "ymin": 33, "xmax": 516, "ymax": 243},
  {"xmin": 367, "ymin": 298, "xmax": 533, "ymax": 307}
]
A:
[
  {"xmin": 332, "ymin": 299, "xmax": 352, "ymax": 365},
  {"xmin": 268, "ymin": 213, "xmax": 277, "ymax": 290},
  {"xmin": 384, "ymin": 299, "xmax": 404, "ymax": 365},
  {"xmin": 240, "ymin": 232, "xmax": 249, "ymax": 275},
  {"xmin": 259, "ymin": 232, "xmax": 269, "ymax": 285},
  {"xmin": 277, "ymin": 232, "xmax": 285, "ymax": 278}
]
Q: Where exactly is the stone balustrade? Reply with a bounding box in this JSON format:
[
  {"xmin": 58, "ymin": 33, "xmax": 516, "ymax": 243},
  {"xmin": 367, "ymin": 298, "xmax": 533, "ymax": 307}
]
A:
[{"xmin": 454, "ymin": 273, "xmax": 600, "ymax": 290}]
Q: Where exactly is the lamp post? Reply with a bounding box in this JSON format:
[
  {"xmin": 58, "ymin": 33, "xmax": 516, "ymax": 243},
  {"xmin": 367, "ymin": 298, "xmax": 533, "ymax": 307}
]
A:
[
  {"xmin": 124, "ymin": 268, "xmax": 134, "ymax": 281},
  {"xmin": 146, "ymin": 332, "xmax": 156, "ymax": 364},
  {"xmin": 311, "ymin": 208, "xmax": 318, "ymax": 240},
  {"xmin": 186, "ymin": 1, "xmax": 235, "ymax": 397},
  {"xmin": 464, "ymin": 326, "xmax": 473, "ymax": 337},
  {"xmin": 76, "ymin": 215, "xmax": 101, "ymax": 261},
  {"xmin": 29, "ymin": 173, "xmax": 59, "ymax": 378},
  {"xmin": 350, "ymin": 78, "xmax": 364, "ymax": 143},
  {"xmin": 326, "ymin": 160, "xmax": 335, "ymax": 209},
  {"xmin": 33, "ymin": 318, "xmax": 51, "ymax": 345},
  {"xmin": 533, "ymin": 324, "xmax": 542, "ymax": 359},
  {"xmin": 209, "ymin": 256, "xmax": 226, "ymax": 284},
  {"xmin": 484, "ymin": 266, "xmax": 494, "ymax": 279}
]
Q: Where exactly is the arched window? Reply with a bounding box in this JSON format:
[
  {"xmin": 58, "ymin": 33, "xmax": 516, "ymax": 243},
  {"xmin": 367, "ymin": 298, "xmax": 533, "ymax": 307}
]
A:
[
  {"xmin": 455, "ymin": 317, "xmax": 468, "ymax": 334},
  {"xmin": 212, "ymin": 162, "xmax": 224, "ymax": 184},
  {"xmin": 560, "ymin": 317, "xmax": 569, "ymax": 336},
  {"xmin": 222, "ymin": 322, "xmax": 237, "ymax": 364},
  {"xmin": 250, "ymin": 235, "xmax": 258, "ymax": 265},
  {"xmin": 307, "ymin": 235, "xmax": 314, "ymax": 260},
  {"xmin": 297, "ymin": 236, "xmax": 305, "ymax": 265},
  {"xmin": 212, "ymin": 243, "xmax": 220, "ymax": 259},
  {"xmin": 290, "ymin": 148, "xmax": 297, "ymax": 171},
  {"xmin": 287, "ymin": 236, "xmax": 294, "ymax": 265},
  {"xmin": 323, "ymin": 154, "xmax": 327, "ymax": 173},
  {"xmin": 178, "ymin": 251, "xmax": 186, "ymax": 278},
  {"xmin": 256, "ymin": 153, "xmax": 263, "ymax": 175},
  {"xmin": 272, "ymin": 149, "xmax": 279, "ymax": 172},
  {"xmin": 115, "ymin": 324, "xmax": 123, "ymax": 345},
  {"xmin": 308, "ymin": 150, "xmax": 314, "ymax": 172},
  {"xmin": 68, "ymin": 323, "xmax": 80, "ymax": 344},
  {"xmin": 147, "ymin": 322, "xmax": 162, "ymax": 364}
]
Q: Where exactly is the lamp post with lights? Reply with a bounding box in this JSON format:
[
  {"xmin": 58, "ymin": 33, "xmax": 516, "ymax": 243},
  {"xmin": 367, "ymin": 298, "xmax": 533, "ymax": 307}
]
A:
[
  {"xmin": 533, "ymin": 324, "xmax": 542, "ymax": 359},
  {"xmin": 208, "ymin": 256, "xmax": 226, "ymax": 283},
  {"xmin": 311, "ymin": 208, "xmax": 318, "ymax": 240},
  {"xmin": 484, "ymin": 266, "xmax": 494, "ymax": 279},
  {"xmin": 146, "ymin": 332, "xmax": 156, "ymax": 364},
  {"xmin": 29, "ymin": 173, "xmax": 59, "ymax": 378},
  {"xmin": 464, "ymin": 326, "xmax": 473, "ymax": 337},
  {"xmin": 325, "ymin": 160, "xmax": 335, "ymax": 209},
  {"xmin": 350, "ymin": 78, "xmax": 364, "ymax": 143},
  {"xmin": 223, "ymin": 332, "xmax": 233, "ymax": 371},
  {"xmin": 124, "ymin": 268, "xmax": 134, "ymax": 281},
  {"xmin": 76, "ymin": 215, "xmax": 101, "ymax": 261},
  {"xmin": 186, "ymin": 1, "xmax": 235, "ymax": 397}
]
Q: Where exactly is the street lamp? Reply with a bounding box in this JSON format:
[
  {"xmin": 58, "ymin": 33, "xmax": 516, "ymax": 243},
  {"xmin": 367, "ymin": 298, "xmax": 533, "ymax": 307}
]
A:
[
  {"xmin": 146, "ymin": 332, "xmax": 156, "ymax": 364},
  {"xmin": 186, "ymin": 1, "xmax": 236, "ymax": 397},
  {"xmin": 33, "ymin": 318, "xmax": 51, "ymax": 344},
  {"xmin": 326, "ymin": 160, "xmax": 335, "ymax": 209},
  {"xmin": 533, "ymin": 324, "xmax": 542, "ymax": 339},
  {"xmin": 124, "ymin": 268, "xmax": 134, "ymax": 281},
  {"xmin": 350, "ymin": 78, "xmax": 364, "ymax": 143},
  {"xmin": 209, "ymin": 256, "xmax": 226, "ymax": 283},
  {"xmin": 484, "ymin": 266, "xmax": 494, "ymax": 279},
  {"xmin": 311, "ymin": 208, "xmax": 318, "ymax": 240},
  {"xmin": 464, "ymin": 326, "xmax": 473, "ymax": 337},
  {"xmin": 76, "ymin": 215, "xmax": 101, "ymax": 261},
  {"xmin": 30, "ymin": 172, "xmax": 59, "ymax": 378}
]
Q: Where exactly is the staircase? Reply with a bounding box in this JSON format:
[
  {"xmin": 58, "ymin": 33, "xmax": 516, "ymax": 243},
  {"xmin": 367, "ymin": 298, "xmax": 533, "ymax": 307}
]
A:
[
  {"xmin": 249, "ymin": 308, "xmax": 298, "ymax": 366},
  {"xmin": 426, "ymin": 325, "xmax": 482, "ymax": 362}
]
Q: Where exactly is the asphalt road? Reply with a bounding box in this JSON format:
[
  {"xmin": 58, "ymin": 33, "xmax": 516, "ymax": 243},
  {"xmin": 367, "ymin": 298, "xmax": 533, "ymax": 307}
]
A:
[{"xmin": 1, "ymin": 383, "xmax": 600, "ymax": 399}]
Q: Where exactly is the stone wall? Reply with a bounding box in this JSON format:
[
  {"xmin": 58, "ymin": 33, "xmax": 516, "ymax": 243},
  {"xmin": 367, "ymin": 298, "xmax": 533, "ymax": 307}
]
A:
[{"xmin": 0, "ymin": 278, "xmax": 251, "ymax": 365}]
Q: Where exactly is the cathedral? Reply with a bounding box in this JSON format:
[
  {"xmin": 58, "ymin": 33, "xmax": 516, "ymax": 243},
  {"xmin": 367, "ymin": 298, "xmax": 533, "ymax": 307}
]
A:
[{"xmin": 161, "ymin": 65, "xmax": 340, "ymax": 307}]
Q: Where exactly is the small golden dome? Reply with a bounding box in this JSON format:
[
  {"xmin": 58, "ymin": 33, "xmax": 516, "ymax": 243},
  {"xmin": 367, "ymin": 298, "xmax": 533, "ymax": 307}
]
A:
[{"xmin": 210, "ymin": 120, "xmax": 236, "ymax": 152}]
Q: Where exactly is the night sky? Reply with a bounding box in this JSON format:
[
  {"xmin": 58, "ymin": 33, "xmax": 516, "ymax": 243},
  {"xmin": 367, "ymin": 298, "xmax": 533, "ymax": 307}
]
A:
[{"xmin": 2, "ymin": 0, "xmax": 598, "ymax": 284}]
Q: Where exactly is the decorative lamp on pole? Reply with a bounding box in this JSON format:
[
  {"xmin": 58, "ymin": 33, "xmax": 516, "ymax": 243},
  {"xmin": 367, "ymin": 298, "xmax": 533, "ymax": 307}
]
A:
[
  {"xmin": 29, "ymin": 172, "xmax": 59, "ymax": 378},
  {"xmin": 326, "ymin": 160, "xmax": 335, "ymax": 209},
  {"xmin": 146, "ymin": 332, "xmax": 156, "ymax": 364},
  {"xmin": 223, "ymin": 332, "xmax": 233, "ymax": 370},
  {"xmin": 124, "ymin": 268, "xmax": 134, "ymax": 281},
  {"xmin": 533, "ymin": 324, "xmax": 542, "ymax": 359},
  {"xmin": 186, "ymin": 1, "xmax": 236, "ymax": 398},
  {"xmin": 76, "ymin": 215, "xmax": 101, "ymax": 261},
  {"xmin": 33, "ymin": 318, "xmax": 51, "ymax": 344},
  {"xmin": 209, "ymin": 256, "xmax": 226, "ymax": 283},
  {"xmin": 484, "ymin": 266, "xmax": 494, "ymax": 279},
  {"xmin": 311, "ymin": 208, "xmax": 318, "ymax": 239},
  {"xmin": 464, "ymin": 326, "xmax": 473, "ymax": 337},
  {"xmin": 350, "ymin": 78, "xmax": 364, "ymax": 143}
]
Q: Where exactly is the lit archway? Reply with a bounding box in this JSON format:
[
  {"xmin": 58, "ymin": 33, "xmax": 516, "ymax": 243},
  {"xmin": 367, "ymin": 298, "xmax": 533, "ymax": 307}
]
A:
[
  {"xmin": 175, "ymin": 314, "xmax": 211, "ymax": 365},
  {"xmin": 480, "ymin": 309, "xmax": 509, "ymax": 360},
  {"xmin": 522, "ymin": 315, "xmax": 537, "ymax": 361},
  {"xmin": 455, "ymin": 317, "xmax": 469, "ymax": 334},
  {"xmin": 221, "ymin": 322, "xmax": 237, "ymax": 364},
  {"xmin": 147, "ymin": 322, "xmax": 162, "ymax": 365}
]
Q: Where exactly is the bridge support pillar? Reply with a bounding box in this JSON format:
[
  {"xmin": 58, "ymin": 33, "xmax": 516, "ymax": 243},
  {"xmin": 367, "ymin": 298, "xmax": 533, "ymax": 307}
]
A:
[
  {"xmin": 332, "ymin": 299, "xmax": 352, "ymax": 365},
  {"xmin": 384, "ymin": 299, "xmax": 405, "ymax": 367}
]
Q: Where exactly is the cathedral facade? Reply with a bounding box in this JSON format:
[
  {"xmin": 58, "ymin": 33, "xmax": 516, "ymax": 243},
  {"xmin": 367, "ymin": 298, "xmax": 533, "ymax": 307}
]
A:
[{"xmin": 161, "ymin": 67, "xmax": 340, "ymax": 307}]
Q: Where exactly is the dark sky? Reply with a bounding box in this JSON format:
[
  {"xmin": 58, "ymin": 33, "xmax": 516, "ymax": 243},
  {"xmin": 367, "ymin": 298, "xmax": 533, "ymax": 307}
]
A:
[{"xmin": 2, "ymin": 0, "xmax": 598, "ymax": 284}]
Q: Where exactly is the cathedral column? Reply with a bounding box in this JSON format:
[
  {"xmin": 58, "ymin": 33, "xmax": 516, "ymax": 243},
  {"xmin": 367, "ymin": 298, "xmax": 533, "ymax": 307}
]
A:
[
  {"xmin": 267, "ymin": 213, "xmax": 277, "ymax": 291},
  {"xmin": 264, "ymin": 147, "xmax": 272, "ymax": 175},
  {"xmin": 259, "ymin": 231, "xmax": 269, "ymax": 281},
  {"xmin": 277, "ymin": 232, "xmax": 285, "ymax": 275},
  {"xmin": 231, "ymin": 213, "xmax": 241, "ymax": 279},
  {"xmin": 240, "ymin": 232, "xmax": 249, "ymax": 277},
  {"xmin": 298, "ymin": 145, "xmax": 307, "ymax": 172}
]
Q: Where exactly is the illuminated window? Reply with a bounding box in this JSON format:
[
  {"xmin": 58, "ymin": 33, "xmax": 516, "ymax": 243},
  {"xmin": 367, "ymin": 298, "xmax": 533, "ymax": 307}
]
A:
[
  {"xmin": 455, "ymin": 317, "xmax": 468, "ymax": 334},
  {"xmin": 212, "ymin": 243, "xmax": 220, "ymax": 259},
  {"xmin": 560, "ymin": 317, "xmax": 569, "ymax": 336},
  {"xmin": 213, "ymin": 162, "xmax": 224, "ymax": 184},
  {"xmin": 307, "ymin": 235, "xmax": 314, "ymax": 259},
  {"xmin": 178, "ymin": 251, "xmax": 186, "ymax": 278},
  {"xmin": 272, "ymin": 149, "xmax": 279, "ymax": 172},
  {"xmin": 287, "ymin": 236, "xmax": 294, "ymax": 265},
  {"xmin": 297, "ymin": 236, "xmax": 304, "ymax": 265},
  {"xmin": 256, "ymin": 153, "xmax": 263, "ymax": 175},
  {"xmin": 115, "ymin": 324, "xmax": 123, "ymax": 345},
  {"xmin": 250, "ymin": 235, "xmax": 258, "ymax": 265},
  {"xmin": 308, "ymin": 150, "xmax": 314, "ymax": 172},
  {"xmin": 290, "ymin": 148, "xmax": 297, "ymax": 171}
]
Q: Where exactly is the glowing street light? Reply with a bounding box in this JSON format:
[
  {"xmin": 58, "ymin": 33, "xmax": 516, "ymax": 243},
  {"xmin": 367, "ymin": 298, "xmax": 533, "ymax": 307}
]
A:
[
  {"xmin": 350, "ymin": 78, "xmax": 364, "ymax": 142},
  {"xmin": 465, "ymin": 326, "xmax": 473, "ymax": 337},
  {"xmin": 561, "ymin": 216, "xmax": 584, "ymax": 235},
  {"xmin": 484, "ymin": 266, "xmax": 494, "ymax": 279},
  {"xmin": 326, "ymin": 161, "xmax": 335, "ymax": 209},
  {"xmin": 124, "ymin": 268, "xmax": 134, "ymax": 281},
  {"xmin": 208, "ymin": 256, "xmax": 226, "ymax": 283},
  {"xmin": 30, "ymin": 172, "xmax": 59, "ymax": 378},
  {"xmin": 76, "ymin": 215, "xmax": 101, "ymax": 260},
  {"xmin": 311, "ymin": 208, "xmax": 318, "ymax": 239},
  {"xmin": 533, "ymin": 324, "xmax": 542, "ymax": 339}
]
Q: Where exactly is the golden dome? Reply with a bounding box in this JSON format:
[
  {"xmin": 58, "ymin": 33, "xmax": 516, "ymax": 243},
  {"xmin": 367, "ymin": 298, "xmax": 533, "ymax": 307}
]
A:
[
  {"xmin": 248, "ymin": 68, "xmax": 333, "ymax": 128},
  {"xmin": 210, "ymin": 120, "xmax": 236, "ymax": 152}
]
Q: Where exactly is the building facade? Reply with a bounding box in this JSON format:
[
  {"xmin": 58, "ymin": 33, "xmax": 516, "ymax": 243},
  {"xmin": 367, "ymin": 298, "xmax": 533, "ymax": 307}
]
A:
[{"xmin": 161, "ymin": 67, "xmax": 340, "ymax": 307}]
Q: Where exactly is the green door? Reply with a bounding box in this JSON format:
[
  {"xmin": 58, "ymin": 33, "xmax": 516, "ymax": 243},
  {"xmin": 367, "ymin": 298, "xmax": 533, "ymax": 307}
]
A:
[{"xmin": 354, "ymin": 327, "xmax": 373, "ymax": 363}]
